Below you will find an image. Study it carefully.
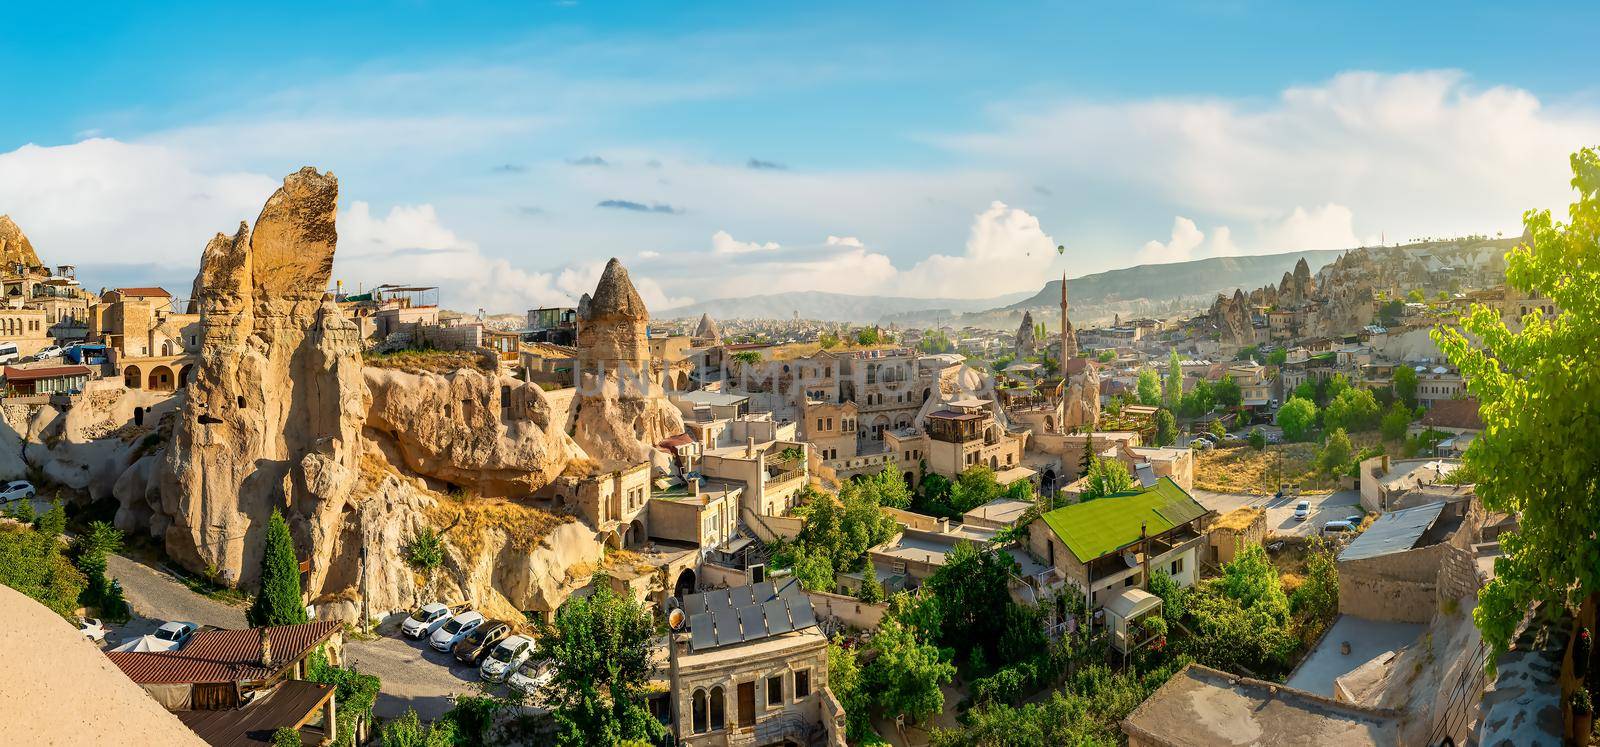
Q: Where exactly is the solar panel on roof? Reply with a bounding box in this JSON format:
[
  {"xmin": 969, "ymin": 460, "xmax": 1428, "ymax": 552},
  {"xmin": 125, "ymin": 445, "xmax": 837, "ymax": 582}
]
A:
[
  {"xmin": 739, "ymin": 604, "xmax": 767, "ymax": 640},
  {"xmin": 689, "ymin": 613, "xmax": 716, "ymax": 651},
  {"xmin": 752, "ymin": 580, "xmax": 775, "ymax": 602},
  {"xmin": 684, "ymin": 594, "xmax": 707, "ymax": 617},
  {"xmin": 704, "ymin": 591, "xmax": 732, "ymax": 616},
  {"xmin": 763, "ymin": 599, "xmax": 792, "ymax": 634},
  {"xmin": 729, "ymin": 585, "xmax": 755, "ymax": 609},
  {"xmin": 712, "ymin": 607, "xmax": 740, "ymax": 646},
  {"xmin": 788, "ymin": 598, "xmax": 816, "ymax": 631}
]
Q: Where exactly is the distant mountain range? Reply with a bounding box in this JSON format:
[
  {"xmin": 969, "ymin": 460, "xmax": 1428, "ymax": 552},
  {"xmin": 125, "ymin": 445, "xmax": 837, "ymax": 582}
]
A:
[
  {"xmin": 661, "ymin": 249, "xmax": 1346, "ymax": 325},
  {"xmin": 1001, "ymin": 250, "xmax": 1347, "ymax": 311},
  {"xmin": 659, "ymin": 290, "xmax": 1035, "ymax": 322}
]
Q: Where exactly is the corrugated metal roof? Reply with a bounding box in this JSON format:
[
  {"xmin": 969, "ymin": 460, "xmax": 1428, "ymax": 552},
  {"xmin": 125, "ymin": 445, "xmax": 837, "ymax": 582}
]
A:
[
  {"xmin": 176, "ymin": 680, "xmax": 334, "ymax": 747},
  {"xmin": 108, "ymin": 621, "xmax": 340, "ymax": 684},
  {"xmin": 1339, "ymin": 502, "xmax": 1446, "ymax": 562}
]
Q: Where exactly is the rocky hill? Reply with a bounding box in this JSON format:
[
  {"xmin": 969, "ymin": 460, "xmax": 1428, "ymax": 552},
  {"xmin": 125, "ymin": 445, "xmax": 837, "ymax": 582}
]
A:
[{"xmin": 1195, "ymin": 235, "xmax": 1521, "ymax": 345}]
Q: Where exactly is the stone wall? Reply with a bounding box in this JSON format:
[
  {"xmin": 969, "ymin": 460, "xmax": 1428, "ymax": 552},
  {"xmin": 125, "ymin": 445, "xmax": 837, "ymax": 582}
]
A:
[
  {"xmin": 806, "ymin": 590, "xmax": 887, "ymax": 630},
  {"xmin": 1337, "ymin": 544, "xmax": 1453, "ymax": 624}
]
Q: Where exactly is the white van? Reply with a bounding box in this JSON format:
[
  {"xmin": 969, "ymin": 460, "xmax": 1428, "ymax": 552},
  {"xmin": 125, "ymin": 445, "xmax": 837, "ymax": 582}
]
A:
[{"xmin": 0, "ymin": 343, "xmax": 18, "ymax": 365}]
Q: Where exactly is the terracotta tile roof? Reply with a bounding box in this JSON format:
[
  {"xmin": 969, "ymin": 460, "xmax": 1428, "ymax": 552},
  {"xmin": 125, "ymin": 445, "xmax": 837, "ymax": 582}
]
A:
[
  {"xmin": 1420, "ymin": 398, "xmax": 1483, "ymax": 432},
  {"xmin": 1062, "ymin": 357, "xmax": 1094, "ymax": 375},
  {"xmin": 115, "ymin": 286, "xmax": 172, "ymax": 297},
  {"xmin": 4, "ymin": 365, "xmax": 91, "ymax": 381},
  {"xmin": 107, "ymin": 621, "xmax": 341, "ymax": 684}
]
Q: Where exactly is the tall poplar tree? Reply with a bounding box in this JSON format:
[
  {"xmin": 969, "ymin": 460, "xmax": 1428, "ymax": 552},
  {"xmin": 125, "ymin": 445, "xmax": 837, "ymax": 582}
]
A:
[{"xmin": 248, "ymin": 508, "xmax": 308, "ymax": 628}]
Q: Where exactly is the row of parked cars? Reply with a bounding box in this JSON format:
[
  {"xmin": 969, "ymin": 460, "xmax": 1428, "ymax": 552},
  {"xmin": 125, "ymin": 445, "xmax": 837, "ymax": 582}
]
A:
[{"xmin": 401, "ymin": 602, "xmax": 551, "ymax": 693}]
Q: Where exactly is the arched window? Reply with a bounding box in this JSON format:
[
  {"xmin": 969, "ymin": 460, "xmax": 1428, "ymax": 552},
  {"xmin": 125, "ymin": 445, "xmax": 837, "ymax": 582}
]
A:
[
  {"xmin": 692, "ymin": 689, "xmax": 708, "ymax": 733},
  {"xmin": 710, "ymin": 686, "xmax": 725, "ymax": 731}
]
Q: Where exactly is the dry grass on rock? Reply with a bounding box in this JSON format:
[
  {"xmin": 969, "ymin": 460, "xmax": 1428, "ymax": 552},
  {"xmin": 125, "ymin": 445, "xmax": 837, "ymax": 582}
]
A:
[
  {"xmin": 426, "ymin": 493, "xmax": 573, "ymax": 558},
  {"xmin": 362, "ymin": 349, "xmax": 493, "ymax": 375}
]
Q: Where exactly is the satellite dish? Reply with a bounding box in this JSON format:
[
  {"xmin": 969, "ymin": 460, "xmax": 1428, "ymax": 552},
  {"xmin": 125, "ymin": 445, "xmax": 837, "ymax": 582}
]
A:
[{"xmin": 668, "ymin": 607, "xmax": 687, "ymax": 631}]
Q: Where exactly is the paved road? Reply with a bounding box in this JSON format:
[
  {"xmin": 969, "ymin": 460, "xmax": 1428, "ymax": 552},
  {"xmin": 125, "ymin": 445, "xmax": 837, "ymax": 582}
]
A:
[
  {"xmin": 1191, "ymin": 488, "xmax": 1364, "ymax": 538},
  {"xmin": 106, "ymin": 553, "xmax": 245, "ymax": 642},
  {"xmin": 107, "ymin": 552, "xmax": 498, "ymax": 721}
]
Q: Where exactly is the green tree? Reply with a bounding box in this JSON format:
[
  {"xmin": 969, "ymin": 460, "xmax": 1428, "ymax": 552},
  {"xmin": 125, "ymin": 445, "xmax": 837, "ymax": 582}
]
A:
[
  {"xmin": 1247, "ymin": 427, "xmax": 1266, "ymax": 450},
  {"xmin": 949, "ymin": 466, "xmax": 1006, "ymax": 515},
  {"xmin": 926, "ymin": 542, "xmax": 1015, "ymax": 667},
  {"xmin": 305, "ymin": 648, "xmax": 381, "ymax": 747},
  {"xmin": 1208, "ymin": 419, "xmax": 1227, "ymax": 441},
  {"xmin": 1407, "ymin": 288, "xmax": 1425, "ymax": 303},
  {"xmin": 1267, "ymin": 348, "xmax": 1288, "ymax": 366},
  {"xmin": 1274, "ymin": 397, "xmax": 1317, "ymax": 442},
  {"xmin": 866, "ymin": 618, "xmax": 955, "ymax": 725},
  {"xmin": 856, "ymin": 327, "xmax": 881, "ymax": 345},
  {"xmin": 248, "ymin": 509, "xmax": 308, "ymax": 628},
  {"xmin": 1136, "ymin": 369, "xmax": 1161, "ymax": 406},
  {"xmin": 1378, "ymin": 298, "xmax": 1406, "ymax": 327},
  {"xmin": 0, "ymin": 517, "xmax": 86, "ymax": 618},
  {"xmin": 1318, "ymin": 428, "xmax": 1353, "ymax": 473},
  {"xmin": 1432, "ymin": 147, "xmax": 1600, "ymax": 663},
  {"xmin": 1080, "ymin": 458, "xmax": 1134, "ymax": 500},
  {"xmin": 540, "ymin": 579, "xmax": 666, "ymax": 746},
  {"xmin": 1290, "ymin": 544, "xmax": 1339, "ymax": 627},
  {"xmin": 380, "ymin": 708, "xmax": 458, "ymax": 747},
  {"xmin": 828, "ymin": 638, "xmax": 877, "ymax": 742},
  {"xmin": 1215, "ymin": 374, "xmax": 1242, "ymax": 407},
  {"xmin": 1153, "ymin": 408, "xmax": 1177, "ymax": 447},
  {"xmin": 1179, "ymin": 379, "xmax": 1215, "ymax": 418},
  {"xmin": 272, "ymin": 728, "xmax": 302, "ymax": 747},
  {"xmin": 1391, "ymin": 364, "xmax": 1418, "ymax": 408},
  {"xmin": 37, "ymin": 499, "xmax": 66, "ymax": 539},
  {"xmin": 856, "ymin": 570, "xmax": 884, "ymax": 604},
  {"xmin": 1164, "ymin": 350, "xmax": 1184, "ymax": 409},
  {"xmin": 731, "ymin": 350, "xmax": 763, "ymax": 367},
  {"xmin": 1322, "ymin": 387, "xmax": 1380, "ymax": 433},
  {"xmin": 1148, "ymin": 570, "xmax": 1189, "ymax": 625},
  {"xmin": 1380, "ymin": 401, "xmax": 1412, "ymax": 442}
]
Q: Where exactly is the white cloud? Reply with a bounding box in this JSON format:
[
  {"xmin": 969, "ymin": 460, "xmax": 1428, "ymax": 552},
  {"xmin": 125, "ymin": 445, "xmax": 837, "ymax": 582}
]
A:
[
  {"xmin": 0, "ymin": 139, "xmax": 276, "ymax": 269},
  {"xmin": 948, "ymin": 70, "xmax": 1600, "ymax": 251},
  {"xmin": 1138, "ymin": 217, "xmax": 1207, "ymax": 264},
  {"xmin": 710, "ymin": 230, "xmax": 779, "ymax": 255},
  {"xmin": 336, "ymin": 201, "xmax": 692, "ymax": 312},
  {"xmin": 896, "ymin": 201, "xmax": 1058, "ymax": 297}
]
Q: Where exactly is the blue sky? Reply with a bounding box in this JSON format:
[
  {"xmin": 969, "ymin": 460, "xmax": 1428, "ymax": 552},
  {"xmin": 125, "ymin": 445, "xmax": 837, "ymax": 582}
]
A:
[{"xmin": 2, "ymin": 1, "xmax": 1598, "ymax": 311}]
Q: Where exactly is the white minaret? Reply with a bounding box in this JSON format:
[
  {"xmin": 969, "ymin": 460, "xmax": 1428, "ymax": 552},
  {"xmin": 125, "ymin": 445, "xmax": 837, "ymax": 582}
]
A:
[{"xmin": 1059, "ymin": 272, "xmax": 1077, "ymax": 367}]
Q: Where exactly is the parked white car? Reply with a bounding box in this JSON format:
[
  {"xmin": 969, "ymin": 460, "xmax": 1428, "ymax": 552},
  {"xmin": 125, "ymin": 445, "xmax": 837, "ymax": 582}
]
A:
[
  {"xmin": 1293, "ymin": 499, "xmax": 1312, "ymax": 521},
  {"xmin": 32, "ymin": 345, "xmax": 64, "ymax": 361},
  {"xmin": 430, "ymin": 610, "xmax": 484, "ymax": 652},
  {"xmin": 507, "ymin": 660, "xmax": 554, "ymax": 697},
  {"xmin": 401, "ymin": 602, "xmax": 452, "ymax": 639},
  {"xmin": 479, "ymin": 635, "xmax": 534, "ymax": 682},
  {"xmin": 0, "ymin": 480, "xmax": 36, "ymax": 505},
  {"xmin": 78, "ymin": 617, "xmax": 107, "ymax": 643},
  {"xmin": 150, "ymin": 621, "xmax": 197, "ymax": 651}
]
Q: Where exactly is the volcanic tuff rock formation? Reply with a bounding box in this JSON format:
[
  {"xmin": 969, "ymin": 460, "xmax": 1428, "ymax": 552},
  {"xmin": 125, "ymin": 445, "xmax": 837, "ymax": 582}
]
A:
[
  {"xmin": 364, "ymin": 366, "xmax": 589, "ymax": 497},
  {"xmin": 571, "ymin": 258, "xmax": 684, "ymax": 470},
  {"xmin": 1060, "ymin": 360, "xmax": 1101, "ymax": 432},
  {"xmin": 0, "ymin": 215, "xmax": 43, "ymax": 269},
  {"xmin": 155, "ymin": 167, "xmax": 368, "ymax": 588},
  {"xmin": 1015, "ymin": 311, "xmax": 1037, "ymax": 358}
]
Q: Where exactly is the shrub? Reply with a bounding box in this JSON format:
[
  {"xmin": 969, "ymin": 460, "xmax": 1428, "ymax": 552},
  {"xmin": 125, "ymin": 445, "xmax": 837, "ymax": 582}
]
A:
[
  {"xmin": 1247, "ymin": 427, "xmax": 1266, "ymax": 451},
  {"xmin": 272, "ymin": 727, "xmax": 302, "ymax": 747},
  {"xmin": 403, "ymin": 528, "xmax": 444, "ymax": 573}
]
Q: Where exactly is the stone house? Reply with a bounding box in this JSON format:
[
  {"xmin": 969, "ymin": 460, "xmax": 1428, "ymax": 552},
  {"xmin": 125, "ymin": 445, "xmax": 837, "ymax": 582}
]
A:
[
  {"xmin": 1026, "ymin": 477, "xmax": 1212, "ymax": 615},
  {"xmin": 0, "ymin": 306, "xmax": 51, "ymax": 356},
  {"xmin": 1336, "ymin": 500, "xmax": 1480, "ymax": 624},
  {"xmin": 648, "ymin": 477, "xmax": 743, "ymax": 563},
  {"xmin": 547, "ymin": 461, "xmax": 654, "ymax": 549},
  {"xmin": 669, "ymin": 579, "xmax": 846, "ymax": 747},
  {"xmin": 89, "ymin": 287, "xmax": 202, "ymax": 392},
  {"xmin": 885, "ymin": 398, "xmax": 1027, "ymax": 486}
]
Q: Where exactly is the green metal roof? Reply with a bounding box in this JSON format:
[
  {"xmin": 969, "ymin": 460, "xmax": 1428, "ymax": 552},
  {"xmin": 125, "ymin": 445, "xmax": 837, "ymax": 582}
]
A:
[{"xmin": 1040, "ymin": 477, "xmax": 1209, "ymax": 563}]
